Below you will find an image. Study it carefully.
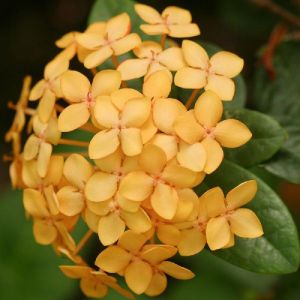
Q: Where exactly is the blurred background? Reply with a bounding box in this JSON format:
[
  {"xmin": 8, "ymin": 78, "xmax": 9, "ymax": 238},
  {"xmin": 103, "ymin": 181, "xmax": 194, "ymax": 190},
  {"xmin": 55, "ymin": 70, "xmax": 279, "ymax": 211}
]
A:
[{"xmin": 1, "ymin": 0, "xmax": 300, "ymax": 299}]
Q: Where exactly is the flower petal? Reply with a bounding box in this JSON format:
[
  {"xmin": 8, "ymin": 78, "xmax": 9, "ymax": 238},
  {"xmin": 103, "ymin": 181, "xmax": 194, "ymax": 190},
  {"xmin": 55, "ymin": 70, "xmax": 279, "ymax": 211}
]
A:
[
  {"xmin": 145, "ymin": 272, "xmax": 167, "ymax": 297},
  {"xmin": 111, "ymin": 88, "xmax": 143, "ymax": 111},
  {"xmin": 37, "ymin": 90, "xmax": 56, "ymax": 123},
  {"xmin": 61, "ymin": 70, "xmax": 90, "ymax": 102},
  {"xmin": 141, "ymin": 245, "xmax": 177, "ymax": 264},
  {"xmin": 226, "ymin": 180, "xmax": 257, "ymax": 210},
  {"xmin": 86, "ymin": 200, "xmax": 110, "ymax": 216},
  {"xmin": 23, "ymin": 135, "xmax": 40, "ymax": 161},
  {"xmin": 150, "ymin": 133, "xmax": 178, "ymax": 160},
  {"xmin": 84, "ymin": 46, "xmax": 113, "ymax": 69},
  {"xmin": 89, "ymin": 129, "xmax": 120, "ymax": 159},
  {"xmin": 173, "ymin": 111, "xmax": 205, "ymax": 144},
  {"xmin": 118, "ymin": 230, "xmax": 147, "ymax": 253},
  {"xmin": 157, "ymin": 224, "xmax": 181, "ymax": 246},
  {"xmin": 44, "ymin": 56, "xmax": 69, "ymax": 80},
  {"xmin": 174, "ymin": 67, "xmax": 206, "ymax": 89},
  {"xmin": 210, "ymin": 51, "xmax": 244, "ymax": 78},
  {"xmin": 121, "ymin": 208, "xmax": 152, "ymax": 233},
  {"xmin": 173, "ymin": 188, "xmax": 197, "ymax": 222},
  {"xmin": 158, "ymin": 261, "xmax": 195, "ymax": 279},
  {"xmin": 29, "ymin": 80, "xmax": 45, "ymax": 101},
  {"xmin": 134, "ymin": 4, "xmax": 162, "ymax": 24},
  {"xmin": 37, "ymin": 142, "xmax": 52, "ymax": 178},
  {"xmin": 194, "ymin": 90, "xmax": 223, "ymax": 128},
  {"xmin": 80, "ymin": 278, "xmax": 108, "ymax": 298},
  {"xmin": 162, "ymin": 6, "xmax": 192, "ymax": 23},
  {"xmin": 140, "ymin": 24, "xmax": 168, "ymax": 35},
  {"xmin": 76, "ymin": 32, "xmax": 106, "ymax": 49},
  {"xmin": 85, "ymin": 172, "xmax": 118, "ymax": 202},
  {"xmin": 158, "ymin": 47, "xmax": 186, "ymax": 71},
  {"xmin": 134, "ymin": 41, "xmax": 162, "ymax": 58},
  {"xmin": 107, "ymin": 13, "xmax": 130, "ymax": 41},
  {"xmin": 168, "ymin": 24, "xmax": 200, "ymax": 38},
  {"xmin": 214, "ymin": 119, "xmax": 252, "ymax": 148},
  {"xmin": 117, "ymin": 58, "xmax": 149, "ymax": 80},
  {"xmin": 59, "ymin": 265, "xmax": 91, "ymax": 279},
  {"xmin": 143, "ymin": 70, "xmax": 171, "ymax": 99},
  {"xmin": 111, "ymin": 33, "xmax": 141, "ymax": 56},
  {"xmin": 201, "ymin": 137, "xmax": 224, "ymax": 174},
  {"xmin": 206, "ymin": 74, "xmax": 235, "ymax": 101},
  {"xmin": 58, "ymin": 103, "xmax": 90, "ymax": 132},
  {"xmin": 98, "ymin": 212, "xmax": 126, "ymax": 245},
  {"xmin": 200, "ymin": 187, "xmax": 226, "ymax": 218},
  {"xmin": 95, "ymin": 245, "xmax": 132, "ymax": 273},
  {"xmin": 178, "ymin": 228, "xmax": 206, "ymax": 256},
  {"xmin": 206, "ymin": 216, "xmax": 231, "ymax": 250},
  {"xmin": 119, "ymin": 171, "xmax": 153, "ymax": 201},
  {"xmin": 23, "ymin": 188, "xmax": 49, "ymax": 217},
  {"xmin": 151, "ymin": 183, "xmax": 178, "ymax": 220},
  {"xmin": 117, "ymin": 195, "xmax": 140, "ymax": 213},
  {"xmin": 33, "ymin": 220, "xmax": 57, "ymax": 245},
  {"xmin": 182, "ymin": 40, "xmax": 208, "ymax": 69},
  {"xmin": 94, "ymin": 148, "xmax": 122, "ymax": 173},
  {"xmin": 229, "ymin": 208, "xmax": 263, "ymax": 238},
  {"xmin": 120, "ymin": 128, "xmax": 143, "ymax": 156}
]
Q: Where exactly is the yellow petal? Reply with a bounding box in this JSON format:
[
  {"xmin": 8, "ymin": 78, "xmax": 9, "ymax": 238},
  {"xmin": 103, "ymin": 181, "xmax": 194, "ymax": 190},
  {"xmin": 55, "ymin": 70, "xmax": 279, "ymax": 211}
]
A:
[
  {"xmin": 151, "ymin": 183, "xmax": 178, "ymax": 220},
  {"xmin": 162, "ymin": 6, "xmax": 191, "ymax": 23},
  {"xmin": 117, "ymin": 59, "xmax": 149, "ymax": 80},
  {"xmin": 59, "ymin": 265, "xmax": 91, "ymax": 278},
  {"xmin": 57, "ymin": 186, "xmax": 85, "ymax": 216},
  {"xmin": 93, "ymin": 96, "xmax": 119, "ymax": 128},
  {"xmin": 210, "ymin": 51, "xmax": 244, "ymax": 78},
  {"xmin": 134, "ymin": 41, "xmax": 162, "ymax": 58},
  {"xmin": 94, "ymin": 148, "xmax": 122, "ymax": 173},
  {"xmin": 23, "ymin": 135, "xmax": 40, "ymax": 160},
  {"xmin": 121, "ymin": 208, "xmax": 152, "ymax": 233},
  {"xmin": 134, "ymin": 4, "xmax": 162, "ymax": 24},
  {"xmin": 76, "ymin": 32, "xmax": 106, "ymax": 49},
  {"xmin": 55, "ymin": 32, "xmax": 76, "ymax": 48},
  {"xmin": 80, "ymin": 277, "xmax": 108, "ymax": 298},
  {"xmin": 150, "ymin": 133, "xmax": 178, "ymax": 161},
  {"xmin": 229, "ymin": 208, "xmax": 263, "ymax": 238},
  {"xmin": 23, "ymin": 188, "xmax": 49, "ymax": 217},
  {"xmin": 140, "ymin": 24, "xmax": 168, "ymax": 35},
  {"xmin": 44, "ymin": 56, "xmax": 69, "ymax": 80},
  {"xmin": 143, "ymin": 70, "xmax": 171, "ymax": 99},
  {"xmin": 63, "ymin": 154, "xmax": 94, "ymax": 190},
  {"xmin": 119, "ymin": 171, "xmax": 153, "ymax": 201},
  {"xmin": 58, "ymin": 103, "xmax": 90, "ymax": 132},
  {"xmin": 214, "ymin": 119, "xmax": 252, "ymax": 148},
  {"xmin": 157, "ymin": 224, "xmax": 181, "ymax": 246},
  {"xmin": 85, "ymin": 172, "xmax": 118, "ymax": 202},
  {"xmin": 206, "ymin": 216, "xmax": 231, "ymax": 250},
  {"xmin": 177, "ymin": 142, "xmax": 206, "ymax": 172},
  {"xmin": 158, "ymin": 47, "xmax": 186, "ymax": 71},
  {"xmin": 158, "ymin": 261, "xmax": 195, "ymax": 279},
  {"xmin": 178, "ymin": 228, "xmax": 206, "ymax": 256},
  {"xmin": 141, "ymin": 245, "xmax": 177, "ymax": 264},
  {"xmin": 145, "ymin": 272, "xmax": 167, "ymax": 296},
  {"xmin": 168, "ymin": 24, "xmax": 200, "ymax": 38},
  {"xmin": 86, "ymin": 21, "xmax": 107, "ymax": 34},
  {"xmin": 89, "ymin": 129, "xmax": 120, "ymax": 159},
  {"xmin": 201, "ymin": 137, "xmax": 224, "ymax": 174},
  {"xmin": 153, "ymin": 98, "xmax": 186, "ymax": 134},
  {"xmin": 118, "ymin": 230, "xmax": 147, "ymax": 253},
  {"xmin": 175, "ymin": 67, "xmax": 206, "ymax": 89},
  {"xmin": 84, "ymin": 46, "xmax": 113, "ymax": 69},
  {"xmin": 120, "ymin": 128, "xmax": 143, "ymax": 156},
  {"xmin": 141, "ymin": 115, "xmax": 158, "ymax": 144},
  {"xmin": 29, "ymin": 80, "xmax": 45, "ymax": 101},
  {"xmin": 33, "ymin": 220, "xmax": 57, "ymax": 245},
  {"xmin": 37, "ymin": 89, "xmax": 56, "ymax": 123},
  {"xmin": 117, "ymin": 195, "xmax": 140, "ymax": 213},
  {"xmin": 226, "ymin": 180, "xmax": 257, "ymax": 210},
  {"xmin": 182, "ymin": 40, "xmax": 209, "ymax": 69},
  {"xmin": 98, "ymin": 212, "xmax": 125, "ymax": 245},
  {"xmin": 111, "ymin": 33, "xmax": 141, "ymax": 56},
  {"xmin": 111, "ymin": 88, "xmax": 143, "ymax": 111},
  {"xmin": 86, "ymin": 200, "xmax": 110, "ymax": 216},
  {"xmin": 121, "ymin": 97, "xmax": 151, "ymax": 127},
  {"xmin": 125, "ymin": 260, "xmax": 152, "ymax": 294},
  {"xmin": 173, "ymin": 111, "xmax": 205, "ymax": 144},
  {"xmin": 61, "ymin": 70, "xmax": 90, "ymax": 102},
  {"xmin": 44, "ymin": 155, "xmax": 64, "ymax": 186},
  {"xmin": 37, "ymin": 142, "xmax": 52, "ymax": 178},
  {"xmin": 91, "ymin": 69, "xmax": 122, "ymax": 97},
  {"xmin": 22, "ymin": 160, "xmax": 41, "ymax": 188},
  {"xmin": 44, "ymin": 185, "xmax": 59, "ymax": 216},
  {"xmin": 206, "ymin": 74, "xmax": 235, "ymax": 101},
  {"xmin": 200, "ymin": 187, "xmax": 226, "ymax": 218},
  {"xmin": 107, "ymin": 13, "xmax": 130, "ymax": 41},
  {"xmin": 95, "ymin": 245, "xmax": 132, "ymax": 272},
  {"xmin": 194, "ymin": 90, "xmax": 223, "ymax": 127},
  {"xmin": 223, "ymin": 233, "xmax": 235, "ymax": 249},
  {"xmin": 139, "ymin": 144, "xmax": 167, "ymax": 174}
]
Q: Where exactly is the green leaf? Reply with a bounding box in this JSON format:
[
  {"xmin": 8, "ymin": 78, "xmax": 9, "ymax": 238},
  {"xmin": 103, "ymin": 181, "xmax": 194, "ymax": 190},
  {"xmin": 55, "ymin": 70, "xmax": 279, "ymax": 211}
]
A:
[
  {"xmin": 252, "ymin": 41, "xmax": 300, "ymax": 183},
  {"xmin": 224, "ymin": 108, "xmax": 287, "ymax": 167},
  {"xmin": 200, "ymin": 160, "xmax": 300, "ymax": 274}
]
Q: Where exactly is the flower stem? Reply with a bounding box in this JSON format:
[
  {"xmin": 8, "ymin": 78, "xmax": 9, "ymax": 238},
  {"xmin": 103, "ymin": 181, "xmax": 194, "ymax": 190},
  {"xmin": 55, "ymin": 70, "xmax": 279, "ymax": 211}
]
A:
[
  {"xmin": 74, "ymin": 229, "xmax": 94, "ymax": 255},
  {"xmin": 91, "ymin": 68, "xmax": 98, "ymax": 76},
  {"xmin": 7, "ymin": 102, "xmax": 36, "ymax": 115},
  {"xmin": 160, "ymin": 34, "xmax": 167, "ymax": 49},
  {"xmin": 58, "ymin": 138, "xmax": 89, "ymax": 148},
  {"xmin": 185, "ymin": 89, "xmax": 200, "ymax": 109}
]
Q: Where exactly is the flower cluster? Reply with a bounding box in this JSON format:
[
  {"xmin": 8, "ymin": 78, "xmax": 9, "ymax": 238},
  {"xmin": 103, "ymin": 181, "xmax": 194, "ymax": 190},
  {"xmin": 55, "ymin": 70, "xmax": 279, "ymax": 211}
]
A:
[{"xmin": 5, "ymin": 3, "xmax": 263, "ymax": 299}]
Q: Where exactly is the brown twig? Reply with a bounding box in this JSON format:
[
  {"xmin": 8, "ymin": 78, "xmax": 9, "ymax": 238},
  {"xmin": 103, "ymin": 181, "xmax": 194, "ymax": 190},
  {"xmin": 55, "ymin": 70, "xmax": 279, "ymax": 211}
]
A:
[{"xmin": 185, "ymin": 89, "xmax": 200, "ymax": 109}]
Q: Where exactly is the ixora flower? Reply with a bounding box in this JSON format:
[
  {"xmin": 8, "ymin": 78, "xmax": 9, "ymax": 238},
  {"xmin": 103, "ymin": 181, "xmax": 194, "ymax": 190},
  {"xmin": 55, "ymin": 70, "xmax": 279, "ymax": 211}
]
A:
[
  {"xmin": 76, "ymin": 13, "xmax": 141, "ymax": 69},
  {"xmin": 135, "ymin": 4, "xmax": 200, "ymax": 38},
  {"xmin": 175, "ymin": 40, "xmax": 244, "ymax": 100},
  {"xmin": 174, "ymin": 90, "xmax": 252, "ymax": 173},
  {"xmin": 4, "ymin": 4, "xmax": 266, "ymax": 299},
  {"xmin": 95, "ymin": 230, "xmax": 194, "ymax": 295}
]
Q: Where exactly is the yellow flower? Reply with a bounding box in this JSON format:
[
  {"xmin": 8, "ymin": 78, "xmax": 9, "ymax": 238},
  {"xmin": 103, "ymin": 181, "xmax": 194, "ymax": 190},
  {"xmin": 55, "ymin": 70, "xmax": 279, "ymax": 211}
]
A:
[
  {"xmin": 95, "ymin": 230, "xmax": 194, "ymax": 295},
  {"xmin": 174, "ymin": 90, "xmax": 252, "ymax": 173},
  {"xmin": 60, "ymin": 265, "xmax": 134, "ymax": 299},
  {"xmin": 55, "ymin": 22, "xmax": 107, "ymax": 62},
  {"xmin": 23, "ymin": 115, "xmax": 61, "ymax": 178},
  {"xmin": 135, "ymin": 4, "xmax": 200, "ymax": 38},
  {"xmin": 175, "ymin": 40, "xmax": 244, "ymax": 100},
  {"xmin": 117, "ymin": 41, "xmax": 185, "ymax": 80},
  {"xmin": 88, "ymin": 89, "xmax": 151, "ymax": 158},
  {"xmin": 29, "ymin": 56, "xmax": 69, "ymax": 122},
  {"xmin": 58, "ymin": 69, "xmax": 121, "ymax": 132},
  {"xmin": 119, "ymin": 144, "xmax": 200, "ymax": 220},
  {"xmin": 76, "ymin": 13, "xmax": 141, "ymax": 69},
  {"xmin": 176, "ymin": 180, "xmax": 263, "ymax": 254}
]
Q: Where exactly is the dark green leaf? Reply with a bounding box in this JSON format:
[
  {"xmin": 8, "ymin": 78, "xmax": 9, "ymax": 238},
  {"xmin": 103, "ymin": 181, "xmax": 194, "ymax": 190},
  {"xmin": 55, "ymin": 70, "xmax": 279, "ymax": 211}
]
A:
[
  {"xmin": 200, "ymin": 160, "xmax": 300, "ymax": 274},
  {"xmin": 224, "ymin": 108, "xmax": 287, "ymax": 167}
]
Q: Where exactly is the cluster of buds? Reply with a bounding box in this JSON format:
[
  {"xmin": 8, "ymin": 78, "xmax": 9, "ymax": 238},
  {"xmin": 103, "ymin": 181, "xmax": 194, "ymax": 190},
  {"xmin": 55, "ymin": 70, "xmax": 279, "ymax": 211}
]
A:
[{"xmin": 5, "ymin": 4, "xmax": 263, "ymax": 299}]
